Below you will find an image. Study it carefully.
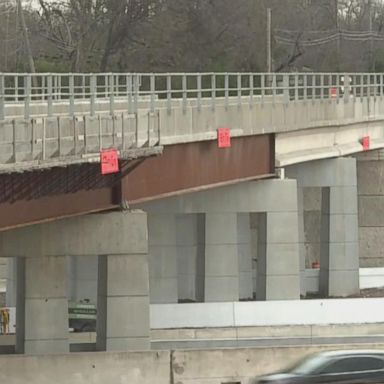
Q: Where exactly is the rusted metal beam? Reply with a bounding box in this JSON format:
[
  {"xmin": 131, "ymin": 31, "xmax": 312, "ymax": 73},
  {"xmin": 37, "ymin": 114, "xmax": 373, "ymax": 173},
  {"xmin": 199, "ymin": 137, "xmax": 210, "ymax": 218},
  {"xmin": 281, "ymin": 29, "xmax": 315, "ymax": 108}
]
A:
[
  {"xmin": 0, "ymin": 134, "xmax": 274, "ymax": 230},
  {"xmin": 125, "ymin": 134, "xmax": 275, "ymax": 204}
]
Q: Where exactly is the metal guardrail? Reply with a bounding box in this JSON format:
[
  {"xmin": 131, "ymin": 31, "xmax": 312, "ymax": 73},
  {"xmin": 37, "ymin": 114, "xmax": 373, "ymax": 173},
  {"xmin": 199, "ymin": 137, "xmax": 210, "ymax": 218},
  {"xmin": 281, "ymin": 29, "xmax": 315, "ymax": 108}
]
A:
[{"xmin": 1, "ymin": 72, "xmax": 384, "ymax": 120}]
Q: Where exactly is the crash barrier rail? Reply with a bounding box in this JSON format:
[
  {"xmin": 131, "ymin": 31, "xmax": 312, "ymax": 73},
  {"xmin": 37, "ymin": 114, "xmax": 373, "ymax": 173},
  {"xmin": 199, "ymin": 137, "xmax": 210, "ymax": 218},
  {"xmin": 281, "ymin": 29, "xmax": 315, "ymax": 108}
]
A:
[{"xmin": 0, "ymin": 72, "xmax": 383, "ymax": 119}]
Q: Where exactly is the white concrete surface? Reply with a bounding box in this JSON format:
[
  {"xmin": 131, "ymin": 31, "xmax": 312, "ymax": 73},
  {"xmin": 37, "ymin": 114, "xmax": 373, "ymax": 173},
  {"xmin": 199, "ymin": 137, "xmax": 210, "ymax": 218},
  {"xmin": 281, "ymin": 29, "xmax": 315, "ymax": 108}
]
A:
[
  {"xmin": 305, "ymin": 267, "xmax": 384, "ymax": 292},
  {"xmin": 151, "ymin": 297, "xmax": 384, "ymax": 329},
  {"xmin": 360, "ymin": 267, "xmax": 384, "ymax": 289}
]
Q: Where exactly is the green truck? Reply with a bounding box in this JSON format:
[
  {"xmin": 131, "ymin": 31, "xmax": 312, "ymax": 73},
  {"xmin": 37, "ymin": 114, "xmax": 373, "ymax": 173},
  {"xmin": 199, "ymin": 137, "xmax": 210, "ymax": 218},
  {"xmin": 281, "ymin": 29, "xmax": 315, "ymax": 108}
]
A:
[{"xmin": 68, "ymin": 300, "xmax": 96, "ymax": 332}]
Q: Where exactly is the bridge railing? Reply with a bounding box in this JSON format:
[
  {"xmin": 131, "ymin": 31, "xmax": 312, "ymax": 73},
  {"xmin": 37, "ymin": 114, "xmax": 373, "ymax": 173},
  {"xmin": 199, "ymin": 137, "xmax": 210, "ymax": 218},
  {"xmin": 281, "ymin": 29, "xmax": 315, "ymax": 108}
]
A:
[{"xmin": 1, "ymin": 72, "xmax": 383, "ymax": 120}]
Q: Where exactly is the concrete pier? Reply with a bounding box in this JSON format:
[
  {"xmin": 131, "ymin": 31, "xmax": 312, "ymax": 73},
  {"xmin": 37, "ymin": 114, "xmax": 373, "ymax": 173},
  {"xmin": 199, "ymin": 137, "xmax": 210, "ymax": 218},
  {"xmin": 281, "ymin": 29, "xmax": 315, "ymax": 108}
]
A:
[
  {"xmin": 0, "ymin": 211, "xmax": 149, "ymax": 354},
  {"xmin": 287, "ymin": 158, "xmax": 359, "ymax": 297},
  {"xmin": 139, "ymin": 179, "xmax": 301, "ymax": 301}
]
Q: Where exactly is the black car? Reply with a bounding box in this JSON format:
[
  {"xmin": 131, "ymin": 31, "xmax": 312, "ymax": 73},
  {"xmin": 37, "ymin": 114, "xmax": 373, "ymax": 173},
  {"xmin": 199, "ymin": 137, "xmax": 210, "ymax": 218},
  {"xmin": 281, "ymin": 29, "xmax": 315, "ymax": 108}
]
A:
[{"xmin": 255, "ymin": 350, "xmax": 384, "ymax": 383}]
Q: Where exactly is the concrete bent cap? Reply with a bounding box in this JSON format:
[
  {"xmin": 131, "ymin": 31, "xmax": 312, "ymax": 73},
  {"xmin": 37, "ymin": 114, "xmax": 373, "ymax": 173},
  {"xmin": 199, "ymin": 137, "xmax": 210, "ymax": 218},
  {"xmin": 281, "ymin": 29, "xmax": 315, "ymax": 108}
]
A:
[{"xmin": 0, "ymin": 211, "xmax": 148, "ymax": 257}]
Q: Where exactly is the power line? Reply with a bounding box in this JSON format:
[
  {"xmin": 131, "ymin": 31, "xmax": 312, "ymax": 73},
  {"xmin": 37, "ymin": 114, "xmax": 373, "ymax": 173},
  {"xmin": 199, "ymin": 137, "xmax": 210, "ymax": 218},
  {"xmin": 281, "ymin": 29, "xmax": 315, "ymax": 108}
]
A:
[{"xmin": 275, "ymin": 30, "xmax": 384, "ymax": 47}]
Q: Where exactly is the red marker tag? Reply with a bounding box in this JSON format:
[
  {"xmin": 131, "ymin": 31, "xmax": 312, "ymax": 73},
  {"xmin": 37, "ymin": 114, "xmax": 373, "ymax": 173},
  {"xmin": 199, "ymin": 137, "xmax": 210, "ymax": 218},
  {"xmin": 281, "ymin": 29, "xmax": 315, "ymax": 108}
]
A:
[
  {"xmin": 217, "ymin": 128, "xmax": 231, "ymax": 148},
  {"xmin": 362, "ymin": 136, "xmax": 370, "ymax": 151},
  {"xmin": 100, "ymin": 149, "xmax": 119, "ymax": 174},
  {"xmin": 330, "ymin": 88, "xmax": 337, "ymax": 98}
]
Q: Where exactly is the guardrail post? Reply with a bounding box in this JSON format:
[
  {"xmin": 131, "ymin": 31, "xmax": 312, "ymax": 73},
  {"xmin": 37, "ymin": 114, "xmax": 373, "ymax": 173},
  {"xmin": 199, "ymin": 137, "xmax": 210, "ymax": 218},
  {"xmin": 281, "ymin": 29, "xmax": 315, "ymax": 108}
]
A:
[
  {"xmin": 47, "ymin": 74, "xmax": 53, "ymax": 117},
  {"xmin": 133, "ymin": 74, "xmax": 139, "ymax": 114},
  {"xmin": 15, "ymin": 75, "xmax": 19, "ymax": 102},
  {"xmin": 328, "ymin": 74, "xmax": 332, "ymax": 102},
  {"xmin": 360, "ymin": 74, "xmax": 364, "ymax": 101},
  {"xmin": 303, "ymin": 74, "xmax": 307, "ymax": 102},
  {"xmin": 109, "ymin": 74, "xmax": 115, "ymax": 115},
  {"xmin": 0, "ymin": 75, "xmax": 4, "ymax": 120},
  {"xmin": 312, "ymin": 74, "xmax": 316, "ymax": 103},
  {"xmin": 53, "ymin": 75, "xmax": 58, "ymax": 100},
  {"xmin": 197, "ymin": 74, "xmax": 202, "ymax": 112},
  {"xmin": 69, "ymin": 75, "xmax": 75, "ymax": 116},
  {"xmin": 261, "ymin": 74, "xmax": 265, "ymax": 105},
  {"xmin": 225, "ymin": 73, "xmax": 229, "ymax": 110},
  {"xmin": 294, "ymin": 74, "xmax": 299, "ymax": 102},
  {"xmin": 82, "ymin": 75, "xmax": 86, "ymax": 99},
  {"xmin": 272, "ymin": 74, "xmax": 277, "ymax": 104},
  {"xmin": 167, "ymin": 74, "xmax": 172, "ymax": 114},
  {"xmin": 237, "ymin": 73, "xmax": 241, "ymax": 108},
  {"xmin": 351, "ymin": 74, "xmax": 357, "ymax": 100},
  {"xmin": 211, "ymin": 74, "xmax": 216, "ymax": 111},
  {"xmin": 182, "ymin": 74, "xmax": 187, "ymax": 114},
  {"xmin": 150, "ymin": 74, "xmax": 155, "ymax": 113},
  {"xmin": 320, "ymin": 74, "xmax": 324, "ymax": 100},
  {"xmin": 283, "ymin": 74, "xmax": 289, "ymax": 103},
  {"xmin": 249, "ymin": 74, "xmax": 254, "ymax": 108},
  {"xmin": 343, "ymin": 73, "xmax": 350, "ymax": 102},
  {"xmin": 127, "ymin": 75, "xmax": 133, "ymax": 114},
  {"xmin": 24, "ymin": 75, "xmax": 31, "ymax": 120},
  {"xmin": 90, "ymin": 74, "xmax": 96, "ymax": 117},
  {"xmin": 104, "ymin": 75, "xmax": 108, "ymax": 98},
  {"xmin": 336, "ymin": 74, "xmax": 340, "ymax": 103}
]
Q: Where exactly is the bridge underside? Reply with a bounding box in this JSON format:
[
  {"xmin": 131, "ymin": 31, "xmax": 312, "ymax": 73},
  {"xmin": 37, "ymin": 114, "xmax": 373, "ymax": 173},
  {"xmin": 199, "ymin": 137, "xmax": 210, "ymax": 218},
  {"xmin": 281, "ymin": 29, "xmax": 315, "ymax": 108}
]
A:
[{"xmin": 0, "ymin": 134, "xmax": 274, "ymax": 230}]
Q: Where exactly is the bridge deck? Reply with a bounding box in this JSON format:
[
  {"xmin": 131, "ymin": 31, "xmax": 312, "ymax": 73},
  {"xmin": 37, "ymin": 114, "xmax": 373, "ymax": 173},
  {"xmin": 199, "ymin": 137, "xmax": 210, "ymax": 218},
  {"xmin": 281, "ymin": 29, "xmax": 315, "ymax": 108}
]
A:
[{"xmin": 1, "ymin": 72, "xmax": 384, "ymax": 170}]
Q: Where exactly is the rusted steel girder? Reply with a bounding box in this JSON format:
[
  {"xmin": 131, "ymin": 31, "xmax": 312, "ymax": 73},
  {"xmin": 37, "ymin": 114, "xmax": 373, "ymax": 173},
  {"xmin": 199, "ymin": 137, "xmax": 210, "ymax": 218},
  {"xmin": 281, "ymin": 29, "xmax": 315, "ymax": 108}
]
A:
[{"xmin": 0, "ymin": 134, "xmax": 274, "ymax": 230}]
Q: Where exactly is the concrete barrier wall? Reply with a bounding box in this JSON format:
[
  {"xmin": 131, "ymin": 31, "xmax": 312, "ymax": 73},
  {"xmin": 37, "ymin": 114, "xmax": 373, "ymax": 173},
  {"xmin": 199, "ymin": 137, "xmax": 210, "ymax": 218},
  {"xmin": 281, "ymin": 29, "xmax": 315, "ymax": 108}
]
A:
[
  {"xmin": 0, "ymin": 350, "xmax": 171, "ymax": 384},
  {"xmin": 305, "ymin": 267, "xmax": 384, "ymax": 292},
  {"xmin": 151, "ymin": 298, "xmax": 384, "ymax": 329},
  {"xmin": 172, "ymin": 344, "xmax": 384, "ymax": 384},
  {"xmin": 151, "ymin": 322, "xmax": 384, "ymax": 342},
  {"xmin": 2, "ymin": 344, "xmax": 384, "ymax": 384}
]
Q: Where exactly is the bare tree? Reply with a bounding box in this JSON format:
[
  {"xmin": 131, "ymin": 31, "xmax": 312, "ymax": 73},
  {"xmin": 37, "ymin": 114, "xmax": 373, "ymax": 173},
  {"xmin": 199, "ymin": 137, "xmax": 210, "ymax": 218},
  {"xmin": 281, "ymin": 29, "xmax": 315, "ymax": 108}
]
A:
[
  {"xmin": 15, "ymin": 0, "xmax": 384, "ymax": 73},
  {"xmin": 37, "ymin": 0, "xmax": 105, "ymax": 71}
]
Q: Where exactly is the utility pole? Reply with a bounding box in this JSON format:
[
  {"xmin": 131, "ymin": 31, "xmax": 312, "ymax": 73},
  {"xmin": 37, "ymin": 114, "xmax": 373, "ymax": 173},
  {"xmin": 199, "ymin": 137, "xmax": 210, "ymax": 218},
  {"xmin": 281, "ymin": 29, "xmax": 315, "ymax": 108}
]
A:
[
  {"xmin": 17, "ymin": 0, "xmax": 36, "ymax": 75},
  {"xmin": 369, "ymin": 0, "xmax": 374, "ymax": 71},
  {"xmin": 335, "ymin": 0, "xmax": 341, "ymax": 71},
  {"xmin": 267, "ymin": 8, "xmax": 272, "ymax": 72}
]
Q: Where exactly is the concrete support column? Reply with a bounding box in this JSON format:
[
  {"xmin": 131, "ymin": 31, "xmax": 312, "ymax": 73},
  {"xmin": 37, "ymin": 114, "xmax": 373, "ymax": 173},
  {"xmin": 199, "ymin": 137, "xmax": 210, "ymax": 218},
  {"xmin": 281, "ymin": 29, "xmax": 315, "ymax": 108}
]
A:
[
  {"xmin": 148, "ymin": 214, "xmax": 178, "ymax": 303},
  {"xmin": 5, "ymin": 257, "xmax": 17, "ymax": 307},
  {"xmin": 195, "ymin": 214, "xmax": 206, "ymax": 302},
  {"xmin": 320, "ymin": 185, "xmax": 359, "ymax": 296},
  {"xmin": 256, "ymin": 210, "xmax": 300, "ymax": 300},
  {"xmin": 204, "ymin": 213, "xmax": 239, "ymax": 302},
  {"xmin": 177, "ymin": 214, "xmax": 205, "ymax": 302},
  {"xmin": 96, "ymin": 254, "xmax": 150, "ymax": 351},
  {"xmin": 297, "ymin": 188, "xmax": 306, "ymax": 296},
  {"xmin": 250, "ymin": 214, "xmax": 259, "ymax": 298},
  {"xmin": 16, "ymin": 256, "xmax": 69, "ymax": 355},
  {"xmin": 238, "ymin": 213, "xmax": 253, "ymax": 300},
  {"xmin": 286, "ymin": 157, "xmax": 359, "ymax": 297},
  {"xmin": 357, "ymin": 151, "xmax": 384, "ymax": 267},
  {"xmin": 177, "ymin": 214, "xmax": 197, "ymax": 302}
]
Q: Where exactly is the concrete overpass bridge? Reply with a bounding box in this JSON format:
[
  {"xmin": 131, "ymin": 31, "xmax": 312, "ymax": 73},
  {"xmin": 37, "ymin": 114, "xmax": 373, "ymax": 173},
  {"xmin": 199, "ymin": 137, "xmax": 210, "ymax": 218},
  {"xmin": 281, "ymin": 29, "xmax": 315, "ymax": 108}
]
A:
[{"xmin": 1, "ymin": 72, "xmax": 384, "ymax": 356}]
